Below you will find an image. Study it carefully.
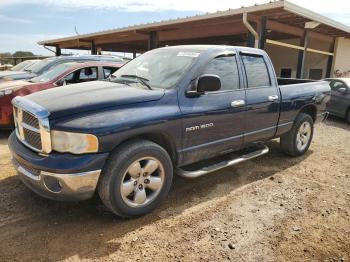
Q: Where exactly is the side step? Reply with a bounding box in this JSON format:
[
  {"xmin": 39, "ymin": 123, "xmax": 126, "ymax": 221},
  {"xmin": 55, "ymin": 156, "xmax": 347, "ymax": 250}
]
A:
[{"xmin": 176, "ymin": 144, "xmax": 269, "ymax": 178}]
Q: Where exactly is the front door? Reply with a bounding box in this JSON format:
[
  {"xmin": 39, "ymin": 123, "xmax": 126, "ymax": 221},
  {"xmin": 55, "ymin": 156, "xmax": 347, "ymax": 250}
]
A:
[
  {"xmin": 179, "ymin": 55, "xmax": 245, "ymax": 165},
  {"xmin": 240, "ymin": 53, "xmax": 280, "ymax": 143}
]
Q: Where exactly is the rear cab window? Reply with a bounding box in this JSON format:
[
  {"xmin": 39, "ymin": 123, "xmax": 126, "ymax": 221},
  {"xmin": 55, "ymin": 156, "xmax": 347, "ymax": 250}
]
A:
[{"xmin": 241, "ymin": 54, "xmax": 271, "ymax": 88}]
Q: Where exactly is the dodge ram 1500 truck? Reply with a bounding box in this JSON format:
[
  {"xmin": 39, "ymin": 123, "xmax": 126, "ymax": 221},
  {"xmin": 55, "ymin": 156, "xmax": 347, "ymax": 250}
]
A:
[{"xmin": 9, "ymin": 45, "xmax": 330, "ymax": 217}]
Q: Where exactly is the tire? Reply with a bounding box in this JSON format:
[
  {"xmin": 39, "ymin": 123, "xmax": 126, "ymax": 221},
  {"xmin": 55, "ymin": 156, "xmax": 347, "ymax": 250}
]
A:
[
  {"xmin": 98, "ymin": 139, "xmax": 173, "ymax": 217},
  {"xmin": 346, "ymin": 108, "xmax": 350, "ymax": 124},
  {"xmin": 280, "ymin": 113, "xmax": 314, "ymax": 157}
]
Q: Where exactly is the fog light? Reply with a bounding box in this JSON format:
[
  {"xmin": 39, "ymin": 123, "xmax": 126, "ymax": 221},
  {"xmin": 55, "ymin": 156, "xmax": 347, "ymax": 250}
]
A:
[{"xmin": 43, "ymin": 176, "xmax": 62, "ymax": 193}]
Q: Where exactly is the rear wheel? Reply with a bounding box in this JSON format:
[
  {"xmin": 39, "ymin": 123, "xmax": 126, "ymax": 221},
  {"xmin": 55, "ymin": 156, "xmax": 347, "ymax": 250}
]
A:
[
  {"xmin": 346, "ymin": 108, "xmax": 350, "ymax": 124},
  {"xmin": 280, "ymin": 113, "xmax": 314, "ymax": 156},
  {"xmin": 98, "ymin": 139, "xmax": 173, "ymax": 217}
]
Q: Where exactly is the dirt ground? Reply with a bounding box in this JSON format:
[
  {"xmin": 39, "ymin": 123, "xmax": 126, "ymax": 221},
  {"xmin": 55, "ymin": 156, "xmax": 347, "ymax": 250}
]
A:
[{"xmin": 0, "ymin": 116, "xmax": 349, "ymax": 262}]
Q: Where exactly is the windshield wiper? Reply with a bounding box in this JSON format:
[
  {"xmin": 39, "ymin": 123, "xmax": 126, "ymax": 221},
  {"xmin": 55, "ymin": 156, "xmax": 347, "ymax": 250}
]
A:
[
  {"xmin": 108, "ymin": 76, "xmax": 131, "ymax": 86},
  {"xmin": 120, "ymin": 74, "xmax": 152, "ymax": 90}
]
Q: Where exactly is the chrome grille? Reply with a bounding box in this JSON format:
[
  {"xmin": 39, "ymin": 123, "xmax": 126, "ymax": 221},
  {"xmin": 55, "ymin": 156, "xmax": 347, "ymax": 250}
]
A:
[
  {"xmin": 12, "ymin": 96, "xmax": 51, "ymax": 154},
  {"xmin": 23, "ymin": 128, "xmax": 42, "ymax": 149},
  {"xmin": 22, "ymin": 111, "xmax": 40, "ymax": 129}
]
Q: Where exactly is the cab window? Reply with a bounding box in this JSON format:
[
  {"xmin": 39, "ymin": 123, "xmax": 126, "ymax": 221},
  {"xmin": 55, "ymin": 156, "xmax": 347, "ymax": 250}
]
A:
[
  {"xmin": 79, "ymin": 67, "xmax": 97, "ymax": 81},
  {"xmin": 62, "ymin": 67, "xmax": 98, "ymax": 85},
  {"xmin": 241, "ymin": 55, "xmax": 270, "ymax": 88},
  {"xmin": 329, "ymin": 80, "xmax": 347, "ymax": 91},
  {"xmin": 202, "ymin": 56, "xmax": 240, "ymax": 91},
  {"xmin": 103, "ymin": 67, "xmax": 118, "ymax": 78}
]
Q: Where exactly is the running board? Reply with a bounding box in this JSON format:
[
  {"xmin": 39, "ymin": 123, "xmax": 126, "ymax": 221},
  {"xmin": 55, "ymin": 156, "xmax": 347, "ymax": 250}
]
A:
[{"xmin": 176, "ymin": 144, "xmax": 269, "ymax": 178}]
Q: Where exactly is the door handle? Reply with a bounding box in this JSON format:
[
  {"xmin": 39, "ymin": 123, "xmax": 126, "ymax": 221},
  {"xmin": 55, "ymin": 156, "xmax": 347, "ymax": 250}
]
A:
[
  {"xmin": 268, "ymin": 95, "xmax": 279, "ymax": 101},
  {"xmin": 231, "ymin": 100, "xmax": 245, "ymax": 108}
]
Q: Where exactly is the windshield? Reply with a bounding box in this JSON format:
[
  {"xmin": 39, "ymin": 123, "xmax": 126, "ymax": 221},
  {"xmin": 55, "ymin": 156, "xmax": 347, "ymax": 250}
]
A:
[
  {"xmin": 28, "ymin": 58, "xmax": 56, "ymax": 74},
  {"xmin": 30, "ymin": 63, "xmax": 75, "ymax": 83},
  {"xmin": 11, "ymin": 60, "xmax": 33, "ymax": 71},
  {"xmin": 112, "ymin": 48, "xmax": 201, "ymax": 89}
]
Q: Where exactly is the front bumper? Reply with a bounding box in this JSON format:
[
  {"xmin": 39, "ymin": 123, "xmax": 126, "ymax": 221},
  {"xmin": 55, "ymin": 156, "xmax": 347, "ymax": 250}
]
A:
[{"xmin": 8, "ymin": 132, "xmax": 109, "ymax": 201}]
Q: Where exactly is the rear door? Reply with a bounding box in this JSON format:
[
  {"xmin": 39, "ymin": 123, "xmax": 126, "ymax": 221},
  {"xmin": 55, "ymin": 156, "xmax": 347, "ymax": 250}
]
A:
[
  {"xmin": 179, "ymin": 54, "xmax": 246, "ymax": 164},
  {"xmin": 240, "ymin": 52, "xmax": 280, "ymax": 143}
]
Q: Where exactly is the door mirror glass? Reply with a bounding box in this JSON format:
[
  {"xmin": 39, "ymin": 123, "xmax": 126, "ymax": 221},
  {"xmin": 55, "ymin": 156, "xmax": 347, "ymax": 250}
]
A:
[{"xmin": 196, "ymin": 74, "xmax": 221, "ymax": 93}]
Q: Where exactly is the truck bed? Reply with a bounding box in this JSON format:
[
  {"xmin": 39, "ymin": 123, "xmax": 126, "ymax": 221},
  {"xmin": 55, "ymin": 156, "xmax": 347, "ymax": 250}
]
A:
[{"xmin": 277, "ymin": 77, "xmax": 318, "ymax": 86}]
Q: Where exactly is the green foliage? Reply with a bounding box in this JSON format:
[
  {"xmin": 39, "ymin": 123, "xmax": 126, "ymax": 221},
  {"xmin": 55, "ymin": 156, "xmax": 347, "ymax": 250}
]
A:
[
  {"xmin": 12, "ymin": 51, "xmax": 35, "ymax": 57},
  {"xmin": 0, "ymin": 52, "xmax": 11, "ymax": 58}
]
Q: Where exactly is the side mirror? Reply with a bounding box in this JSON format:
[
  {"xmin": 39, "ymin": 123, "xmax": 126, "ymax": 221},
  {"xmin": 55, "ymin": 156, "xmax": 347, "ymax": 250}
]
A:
[
  {"xmin": 187, "ymin": 74, "xmax": 221, "ymax": 97},
  {"xmin": 56, "ymin": 79, "xmax": 66, "ymax": 86},
  {"xmin": 338, "ymin": 87, "xmax": 347, "ymax": 94}
]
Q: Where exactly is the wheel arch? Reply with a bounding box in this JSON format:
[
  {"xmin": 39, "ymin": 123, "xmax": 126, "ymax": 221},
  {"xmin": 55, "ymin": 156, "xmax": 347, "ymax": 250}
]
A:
[
  {"xmin": 112, "ymin": 131, "xmax": 178, "ymax": 165},
  {"xmin": 299, "ymin": 104, "xmax": 317, "ymax": 123}
]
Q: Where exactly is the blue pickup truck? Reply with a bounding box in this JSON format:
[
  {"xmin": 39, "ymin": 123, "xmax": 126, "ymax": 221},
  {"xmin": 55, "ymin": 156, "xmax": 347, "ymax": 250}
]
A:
[{"xmin": 9, "ymin": 45, "xmax": 330, "ymax": 217}]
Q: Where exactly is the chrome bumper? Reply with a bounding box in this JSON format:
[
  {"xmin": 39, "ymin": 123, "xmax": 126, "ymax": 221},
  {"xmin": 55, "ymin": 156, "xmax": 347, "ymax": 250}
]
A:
[{"xmin": 13, "ymin": 159, "xmax": 101, "ymax": 201}]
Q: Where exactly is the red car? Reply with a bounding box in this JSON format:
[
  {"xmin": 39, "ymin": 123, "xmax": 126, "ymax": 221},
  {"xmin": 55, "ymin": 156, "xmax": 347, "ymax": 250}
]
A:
[{"xmin": 0, "ymin": 61, "xmax": 123, "ymax": 128}]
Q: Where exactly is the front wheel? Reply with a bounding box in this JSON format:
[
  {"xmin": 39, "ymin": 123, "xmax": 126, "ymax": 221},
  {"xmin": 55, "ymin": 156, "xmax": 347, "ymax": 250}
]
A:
[
  {"xmin": 98, "ymin": 139, "xmax": 173, "ymax": 217},
  {"xmin": 280, "ymin": 113, "xmax": 314, "ymax": 156}
]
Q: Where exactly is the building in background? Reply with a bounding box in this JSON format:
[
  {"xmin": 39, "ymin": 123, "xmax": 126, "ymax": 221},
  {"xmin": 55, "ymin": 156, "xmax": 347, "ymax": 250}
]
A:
[{"xmin": 38, "ymin": 0, "xmax": 350, "ymax": 79}]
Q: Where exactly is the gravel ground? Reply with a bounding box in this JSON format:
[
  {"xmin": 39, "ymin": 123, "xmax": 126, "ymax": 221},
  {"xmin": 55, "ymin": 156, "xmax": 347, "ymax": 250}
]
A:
[{"xmin": 0, "ymin": 116, "xmax": 349, "ymax": 261}]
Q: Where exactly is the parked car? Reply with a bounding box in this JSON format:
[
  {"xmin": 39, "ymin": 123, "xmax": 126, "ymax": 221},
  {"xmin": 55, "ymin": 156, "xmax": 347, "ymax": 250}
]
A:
[
  {"xmin": 11, "ymin": 60, "xmax": 39, "ymax": 71},
  {"xmin": 9, "ymin": 45, "xmax": 330, "ymax": 217},
  {"xmin": 0, "ymin": 59, "xmax": 38, "ymax": 72},
  {"xmin": 0, "ymin": 55, "xmax": 124, "ymax": 82},
  {"xmin": 324, "ymin": 78, "xmax": 350, "ymax": 123},
  {"xmin": 0, "ymin": 61, "xmax": 123, "ymax": 129}
]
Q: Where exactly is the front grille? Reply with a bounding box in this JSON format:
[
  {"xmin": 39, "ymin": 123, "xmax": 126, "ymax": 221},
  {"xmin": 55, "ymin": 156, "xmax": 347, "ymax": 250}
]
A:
[
  {"xmin": 12, "ymin": 97, "xmax": 51, "ymax": 154},
  {"xmin": 14, "ymin": 106, "xmax": 43, "ymax": 152},
  {"xmin": 23, "ymin": 128, "xmax": 42, "ymax": 149},
  {"xmin": 22, "ymin": 111, "xmax": 39, "ymax": 129}
]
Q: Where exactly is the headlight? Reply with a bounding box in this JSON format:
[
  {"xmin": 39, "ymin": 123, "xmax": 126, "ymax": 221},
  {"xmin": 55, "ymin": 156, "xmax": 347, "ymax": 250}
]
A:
[
  {"xmin": 51, "ymin": 130, "xmax": 99, "ymax": 154},
  {"xmin": 0, "ymin": 88, "xmax": 13, "ymax": 97}
]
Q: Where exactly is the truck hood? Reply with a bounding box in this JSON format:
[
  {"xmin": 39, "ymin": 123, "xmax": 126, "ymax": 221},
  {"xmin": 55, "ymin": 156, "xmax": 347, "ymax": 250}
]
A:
[{"xmin": 25, "ymin": 81, "xmax": 165, "ymax": 119}]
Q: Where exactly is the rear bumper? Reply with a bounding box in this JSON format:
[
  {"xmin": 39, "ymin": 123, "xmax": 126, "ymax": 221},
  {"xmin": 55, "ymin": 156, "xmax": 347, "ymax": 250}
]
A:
[
  {"xmin": 316, "ymin": 111, "xmax": 329, "ymax": 123},
  {"xmin": 8, "ymin": 132, "xmax": 109, "ymax": 201}
]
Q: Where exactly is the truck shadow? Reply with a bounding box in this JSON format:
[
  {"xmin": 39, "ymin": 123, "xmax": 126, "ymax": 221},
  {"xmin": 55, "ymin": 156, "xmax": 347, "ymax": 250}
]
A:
[
  {"xmin": 0, "ymin": 140, "xmax": 313, "ymax": 261},
  {"xmin": 323, "ymin": 115, "xmax": 350, "ymax": 131},
  {"xmin": 0, "ymin": 130, "xmax": 11, "ymax": 145}
]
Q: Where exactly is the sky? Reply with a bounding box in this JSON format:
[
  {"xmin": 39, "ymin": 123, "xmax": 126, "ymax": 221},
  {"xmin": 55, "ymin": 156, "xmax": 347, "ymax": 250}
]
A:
[{"xmin": 0, "ymin": 0, "xmax": 350, "ymax": 55}]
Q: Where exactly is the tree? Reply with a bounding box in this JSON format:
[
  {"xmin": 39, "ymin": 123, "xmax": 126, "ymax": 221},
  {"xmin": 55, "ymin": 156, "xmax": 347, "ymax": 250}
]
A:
[
  {"xmin": 12, "ymin": 51, "xmax": 35, "ymax": 57},
  {"xmin": 0, "ymin": 52, "xmax": 11, "ymax": 58}
]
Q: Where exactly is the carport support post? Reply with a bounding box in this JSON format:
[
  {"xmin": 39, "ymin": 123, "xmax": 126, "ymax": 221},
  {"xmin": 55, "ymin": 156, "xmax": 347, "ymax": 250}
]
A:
[
  {"xmin": 133, "ymin": 52, "xmax": 136, "ymax": 59},
  {"xmin": 247, "ymin": 32, "xmax": 255, "ymax": 48},
  {"xmin": 91, "ymin": 41, "xmax": 97, "ymax": 55},
  {"xmin": 326, "ymin": 39, "xmax": 335, "ymax": 78},
  {"xmin": 296, "ymin": 29, "xmax": 309, "ymax": 79},
  {"xmin": 246, "ymin": 21, "xmax": 257, "ymax": 48},
  {"xmin": 55, "ymin": 46, "xmax": 61, "ymax": 56},
  {"xmin": 148, "ymin": 31, "xmax": 158, "ymax": 50},
  {"xmin": 259, "ymin": 16, "xmax": 267, "ymax": 49}
]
